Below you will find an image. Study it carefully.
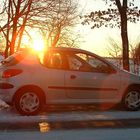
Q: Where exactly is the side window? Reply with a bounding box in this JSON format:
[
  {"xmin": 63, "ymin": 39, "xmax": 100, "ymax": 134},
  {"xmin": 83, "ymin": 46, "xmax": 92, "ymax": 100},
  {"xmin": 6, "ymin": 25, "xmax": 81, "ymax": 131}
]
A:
[
  {"xmin": 43, "ymin": 52, "xmax": 63, "ymax": 69},
  {"xmin": 76, "ymin": 53, "xmax": 87, "ymax": 61},
  {"xmin": 67, "ymin": 54, "xmax": 91, "ymax": 71},
  {"xmin": 68, "ymin": 56, "xmax": 83, "ymax": 70},
  {"xmin": 87, "ymin": 55, "xmax": 111, "ymax": 73},
  {"xmin": 75, "ymin": 52, "xmax": 112, "ymax": 73}
]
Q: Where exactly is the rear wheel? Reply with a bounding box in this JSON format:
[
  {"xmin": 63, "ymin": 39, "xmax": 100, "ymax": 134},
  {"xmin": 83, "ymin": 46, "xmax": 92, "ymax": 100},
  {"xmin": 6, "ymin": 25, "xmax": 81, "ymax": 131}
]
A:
[
  {"xmin": 14, "ymin": 88, "xmax": 43, "ymax": 115},
  {"xmin": 123, "ymin": 88, "xmax": 140, "ymax": 111}
]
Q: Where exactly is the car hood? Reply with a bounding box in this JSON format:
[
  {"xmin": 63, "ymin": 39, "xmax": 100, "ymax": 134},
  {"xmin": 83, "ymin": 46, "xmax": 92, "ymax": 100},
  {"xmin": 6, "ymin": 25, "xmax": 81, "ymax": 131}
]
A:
[{"xmin": 120, "ymin": 69, "xmax": 140, "ymax": 84}]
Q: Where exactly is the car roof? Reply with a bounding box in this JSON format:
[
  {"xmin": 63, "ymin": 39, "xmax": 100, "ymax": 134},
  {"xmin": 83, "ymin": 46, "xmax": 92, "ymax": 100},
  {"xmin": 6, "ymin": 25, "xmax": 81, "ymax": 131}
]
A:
[
  {"xmin": 20, "ymin": 47, "xmax": 97, "ymax": 57},
  {"xmin": 20, "ymin": 47, "xmax": 104, "ymax": 62},
  {"xmin": 48, "ymin": 47, "xmax": 81, "ymax": 51},
  {"xmin": 48, "ymin": 47, "xmax": 117, "ymax": 68},
  {"xmin": 48, "ymin": 47, "xmax": 97, "ymax": 55}
]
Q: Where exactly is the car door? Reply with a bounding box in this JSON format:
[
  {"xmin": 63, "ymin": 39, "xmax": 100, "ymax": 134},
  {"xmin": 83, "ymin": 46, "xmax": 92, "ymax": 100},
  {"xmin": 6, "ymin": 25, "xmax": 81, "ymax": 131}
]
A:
[
  {"xmin": 40, "ymin": 51, "xmax": 66, "ymax": 101},
  {"xmin": 65, "ymin": 52, "xmax": 121, "ymax": 101}
]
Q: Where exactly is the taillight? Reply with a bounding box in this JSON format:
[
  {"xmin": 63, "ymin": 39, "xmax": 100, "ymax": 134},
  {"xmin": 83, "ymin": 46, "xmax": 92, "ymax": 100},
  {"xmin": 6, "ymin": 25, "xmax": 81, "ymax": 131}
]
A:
[{"xmin": 2, "ymin": 69, "xmax": 22, "ymax": 78}]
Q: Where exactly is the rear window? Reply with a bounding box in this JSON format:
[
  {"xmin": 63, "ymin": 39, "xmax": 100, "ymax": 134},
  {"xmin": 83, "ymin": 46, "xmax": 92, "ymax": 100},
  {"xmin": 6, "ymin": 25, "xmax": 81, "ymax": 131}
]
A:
[{"xmin": 1, "ymin": 51, "xmax": 27, "ymax": 66}]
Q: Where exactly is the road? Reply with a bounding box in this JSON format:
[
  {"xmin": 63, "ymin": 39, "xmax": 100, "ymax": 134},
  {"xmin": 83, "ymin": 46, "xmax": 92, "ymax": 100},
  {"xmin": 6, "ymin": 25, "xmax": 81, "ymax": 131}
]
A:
[{"xmin": 1, "ymin": 128, "xmax": 140, "ymax": 140}]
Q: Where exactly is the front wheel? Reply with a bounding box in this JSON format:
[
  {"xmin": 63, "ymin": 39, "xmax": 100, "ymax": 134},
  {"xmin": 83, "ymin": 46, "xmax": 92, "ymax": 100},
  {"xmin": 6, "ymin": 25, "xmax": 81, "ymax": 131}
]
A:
[
  {"xmin": 14, "ymin": 88, "xmax": 43, "ymax": 115},
  {"xmin": 123, "ymin": 88, "xmax": 140, "ymax": 111}
]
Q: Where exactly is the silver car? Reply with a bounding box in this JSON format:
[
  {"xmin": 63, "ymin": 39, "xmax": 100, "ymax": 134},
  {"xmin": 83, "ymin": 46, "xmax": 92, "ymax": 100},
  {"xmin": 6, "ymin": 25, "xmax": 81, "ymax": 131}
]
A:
[{"xmin": 0, "ymin": 47, "xmax": 140, "ymax": 115}]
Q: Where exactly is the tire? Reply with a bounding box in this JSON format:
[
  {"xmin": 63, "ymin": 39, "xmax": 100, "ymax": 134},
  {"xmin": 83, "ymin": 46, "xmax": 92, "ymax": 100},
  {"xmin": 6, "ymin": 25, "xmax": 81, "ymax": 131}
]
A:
[
  {"xmin": 123, "ymin": 87, "xmax": 140, "ymax": 111},
  {"xmin": 14, "ymin": 87, "xmax": 43, "ymax": 115}
]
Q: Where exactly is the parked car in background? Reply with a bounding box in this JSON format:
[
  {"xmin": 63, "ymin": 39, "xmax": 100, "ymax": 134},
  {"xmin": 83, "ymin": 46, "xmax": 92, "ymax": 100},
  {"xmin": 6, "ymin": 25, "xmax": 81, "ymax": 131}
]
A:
[{"xmin": 0, "ymin": 47, "xmax": 140, "ymax": 115}]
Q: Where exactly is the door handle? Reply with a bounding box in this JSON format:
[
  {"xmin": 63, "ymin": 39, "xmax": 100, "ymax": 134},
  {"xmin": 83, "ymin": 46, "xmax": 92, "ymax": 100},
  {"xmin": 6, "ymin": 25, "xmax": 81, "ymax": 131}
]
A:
[{"xmin": 70, "ymin": 75, "xmax": 76, "ymax": 79}]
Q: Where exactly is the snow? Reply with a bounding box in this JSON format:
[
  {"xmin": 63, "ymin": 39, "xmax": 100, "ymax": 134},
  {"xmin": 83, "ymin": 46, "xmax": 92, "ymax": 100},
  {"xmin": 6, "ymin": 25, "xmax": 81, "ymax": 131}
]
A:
[{"xmin": 0, "ymin": 128, "xmax": 140, "ymax": 140}]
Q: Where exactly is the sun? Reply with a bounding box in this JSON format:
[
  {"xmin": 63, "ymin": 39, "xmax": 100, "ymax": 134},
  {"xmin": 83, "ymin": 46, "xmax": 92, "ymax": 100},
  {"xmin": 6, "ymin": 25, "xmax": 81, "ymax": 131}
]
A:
[
  {"xmin": 22, "ymin": 31, "xmax": 45, "ymax": 52},
  {"xmin": 32, "ymin": 37, "xmax": 45, "ymax": 52}
]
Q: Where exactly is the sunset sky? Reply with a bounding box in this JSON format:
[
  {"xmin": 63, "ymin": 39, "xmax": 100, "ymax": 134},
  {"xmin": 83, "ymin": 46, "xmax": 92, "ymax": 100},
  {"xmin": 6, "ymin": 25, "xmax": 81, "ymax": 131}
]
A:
[{"xmin": 77, "ymin": 0, "xmax": 140, "ymax": 56}]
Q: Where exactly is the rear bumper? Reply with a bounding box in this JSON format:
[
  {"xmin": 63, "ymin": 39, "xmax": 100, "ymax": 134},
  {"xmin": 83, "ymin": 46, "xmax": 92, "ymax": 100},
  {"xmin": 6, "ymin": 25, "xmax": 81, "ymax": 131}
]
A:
[
  {"xmin": 0, "ymin": 88, "xmax": 14, "ymax": 104},
  {"xmin": 0, "ymin": 81, "xmax": 14, "ymax": 103}
]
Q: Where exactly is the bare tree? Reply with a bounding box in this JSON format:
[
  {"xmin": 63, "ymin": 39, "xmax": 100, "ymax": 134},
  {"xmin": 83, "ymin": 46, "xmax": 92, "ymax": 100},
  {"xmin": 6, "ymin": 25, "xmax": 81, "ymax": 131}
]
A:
[
  {"xmin": 106, "ymin": 37, "xmax": 122, "ymax": 68},
  {"xmin": 0, "ymin": 0, "xmax": 34, "ymax": 57},
  {"xmin": 107, "ymin": 36, "xmax": 140, "ymax": 74},
  {"xmin": 107, "ymin": 37, "xmax": 122, "ymax": 58},
  {"xmin": 0, "ymin": 0, "xmax": 79, "ymax": 57},
  {"xmin": 37, "ymin": 0, "xmax": 79, "ymax": 48}
]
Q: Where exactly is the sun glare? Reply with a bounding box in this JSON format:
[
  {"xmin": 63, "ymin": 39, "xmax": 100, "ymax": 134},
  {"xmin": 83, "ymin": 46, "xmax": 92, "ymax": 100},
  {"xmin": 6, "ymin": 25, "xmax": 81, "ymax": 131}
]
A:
[
  {"xmin": 22, "ymin": 31, "xmax": 45, "ymax": 53},
  {"xmin": 32, "ymin": 38, "xmax": 45, "ymax": 52}
]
